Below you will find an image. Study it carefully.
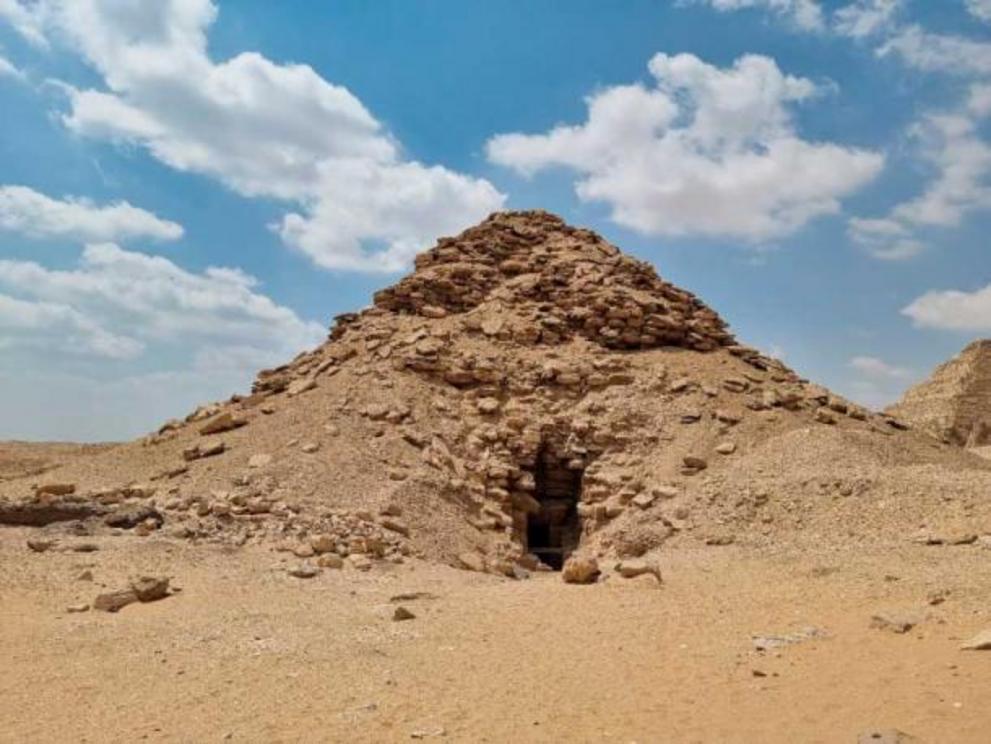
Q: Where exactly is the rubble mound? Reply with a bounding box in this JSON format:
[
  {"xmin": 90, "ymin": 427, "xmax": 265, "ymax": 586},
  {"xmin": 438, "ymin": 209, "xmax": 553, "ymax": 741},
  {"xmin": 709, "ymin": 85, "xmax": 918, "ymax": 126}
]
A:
[
  {"xmin": 888, "ymin": 340, "xmax": 991, "ymax": 447},
  {"xmin": 3, "ymin": 211, "xmax": 991, "ymax": 577}
]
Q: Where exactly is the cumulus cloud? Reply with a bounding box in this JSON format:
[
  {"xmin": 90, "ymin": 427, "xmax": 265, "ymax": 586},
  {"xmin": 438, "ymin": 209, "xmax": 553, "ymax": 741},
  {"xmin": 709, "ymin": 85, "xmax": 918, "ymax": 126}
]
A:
[
  {"xmin": 0, "ymin": 185, "xmax": 184, "ymax": 242},
  {"xmin": 0, "ymin": 242, "xmax": 324, "ymax": 359},
  {"xmin": 0, "ymin": 0, "xmax": 48, "ymax": 47},
  {"xmin": 903, "ymin": 284, "xmax": 991, "ymax": 332},
  {"xmin": 10, "ymin": 0, "xmax": 503, "ymax": 271},
  {"xmin": 833, "ymin": 0, "xmax": 902, "ymax": 38},
  {"xmin": 487, "ymin": 53, "xmax": 882, "ymax": 241},
  {"xmin": 878, "ymin": 25, "xmax": 991, "ymax": 76},
  {"xmin": 849, "ymin": 355, "xmax": 911, "ymax": 379},
  {"xmin": 0, "ymin": 51, "xmax": 22, "ymax": 78},
  {"xmin": 849, "ymin": 85, "xmax": 991, "ymax": 258},
  {"xmin": 966, "ymin": 0, "xmax": 991, "ymax": 23},
  {"xmin": 688, "ymin": 0, "xmax": 825, "ymax": 31}
]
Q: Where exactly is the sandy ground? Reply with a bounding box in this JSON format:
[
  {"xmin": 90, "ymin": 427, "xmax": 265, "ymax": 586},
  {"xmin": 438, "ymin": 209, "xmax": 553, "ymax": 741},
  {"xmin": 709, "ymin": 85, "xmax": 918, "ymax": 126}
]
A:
[{"xmin": 2, "ymin": 531, "xmax": 989, "ymax": 743}]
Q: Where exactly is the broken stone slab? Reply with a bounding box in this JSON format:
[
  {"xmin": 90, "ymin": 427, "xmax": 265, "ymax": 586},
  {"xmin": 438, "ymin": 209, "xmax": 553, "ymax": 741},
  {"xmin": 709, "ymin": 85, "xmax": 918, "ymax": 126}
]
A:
[
  {"xmin": 198, "ymin": 412, "xmax": 246, "ymax": 436},
  {"xmin": 94, "ymin": 589, "xmax": 139, "ymax": 613},
  {"xmin": 94, "ymin": 576, "xmax": 171, "ymax": 612},
  {"xmin": 287, "ymin": 377, "xmax": 317, "ymax": 397},
  {"xmin": 960, "ymin": 629, "xmax": 991, "ymax": 650},
  {"xmin": 1, "ymin": 500, "xmax": 103, "ymax": 526}
]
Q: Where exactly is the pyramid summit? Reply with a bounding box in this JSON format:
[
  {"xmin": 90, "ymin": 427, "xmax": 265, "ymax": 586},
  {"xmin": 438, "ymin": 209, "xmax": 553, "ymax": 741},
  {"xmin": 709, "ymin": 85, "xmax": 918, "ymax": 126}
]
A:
[{"xmin": 888, "ymin": 339, "xmax": 991, "ymax": 448}]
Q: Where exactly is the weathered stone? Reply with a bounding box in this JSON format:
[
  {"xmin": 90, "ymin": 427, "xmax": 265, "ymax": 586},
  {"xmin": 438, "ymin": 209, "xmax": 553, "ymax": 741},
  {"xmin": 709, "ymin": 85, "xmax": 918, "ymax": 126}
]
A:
[
  {"xmin": 871, "ymin": 609, "xmax": 925, "ymax": 634},
  {"xmin": 27, "ymin": 538, "xmax": 56, "ymax": 552},
  {"xmin": 716, "ymin": 442, "xmax": 737, "ymax": 455},
  {"xmin": 248, "ymin": 453, "xmax": 272, "ymax": 468},
  {"xmin": 287, "ymin": 377, "xmax": 318, "ymax": 397},
  {"xmin": 960, "ymin": 629, "xmax": 991, "ymax": 650},
  {"xmin": 457, "ymin": 552, "xmax": 485, "ymax": 572},
  {"xmin": 288, "ymin": 563, "xmax": 320, "ymax": 579},
  {"xmin": 130, "ymin": 576, "xmax": 170, "ymax": 602},
  {"xmin": 104, "ymin": 504, "xmax": 163, "ymax": 529},
  {"xmin": 615, "ymin": 559, "xmax": 662, "ymax": 582},
  {"xmin": 562, "ymin": 555, "xmax": 599, "ymax": 584},
  {"xmin": 393, "ymin": 606, "xmax": 416, "ymax": 621},
  {"xmin": 317, "ymin": 554, "xmax": 344, "ymax": 569},
  {"xmin": 94, "ymin": 589, "xmax": 139, "ymax": 613},
  {"xmin": 35, "ymin": 483, "xmax": 76, "ymax": 497}
]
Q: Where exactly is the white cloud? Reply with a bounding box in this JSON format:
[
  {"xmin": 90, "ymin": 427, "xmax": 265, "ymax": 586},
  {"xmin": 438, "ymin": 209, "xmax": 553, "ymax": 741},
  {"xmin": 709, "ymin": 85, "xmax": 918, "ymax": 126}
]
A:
[
  {"xmin": 487, "ymin": 53, "xmax": 882, "ymax": 241},
  {"xmin": 967, "ymin": 0, "xmax": 991, "ymax": 23},
  {"xmin": 0, "ymin": 242, "xmax": 324, "ymax": 359},
  {"xmin": 833, "ymin": 0, "xmax": 902, "ymax": 38},
  {"xmin": 0, "ymin": 51, "xmax": 23, "ymax": 78},
  {"xmin": 903, "ymin": 284, "xmax": 991, "ymax": 332},
  {"xmin": 689, "ymin": 0, "xmax": 825, "ymax": 31},
  {"xmin": 878, "ymin": 25, "xmax": 991, "ymax": 76},
  {"xmin": 849, "ymin": 355, "xmax": 911, "ymax": 379},
  {"xmin": 849, "ymin": 84, "xmax": 991, "ymax": 258},
  {"xmin": 0, "ymin": 0, "xmax": 48, "ymax": 47},
  {"xmin": 22, "ymin": 0, "xmax": 503, "ymax": 272},
  {"xmin": 0, "ymin": 185, "xmax": 184, "ymax": 242}
]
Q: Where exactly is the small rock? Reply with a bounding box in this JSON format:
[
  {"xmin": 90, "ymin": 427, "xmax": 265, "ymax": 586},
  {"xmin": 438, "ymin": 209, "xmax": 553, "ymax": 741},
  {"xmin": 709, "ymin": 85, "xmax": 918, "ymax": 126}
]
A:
[
  {"xmin": 682, "ymin": 455, "xmax": 707, "ymax": 472},
  {"xmin": 960, "ymin": 629, "xmax": 991, "ymax": 650},
  {"xmin": 716, "ymin": 442, "xmax": 737, "ymax": 455},
  {"xmin": 198, "ymin": 412, "xmax": 246, "ymax": 436},
  {"xmin": 632, "ymin": 493, "xmax": 655, "ymax": 509},
  {"xmin": 393, "ymin": 606, "xmax": 416, "ymax": 621},
  {"xmin": 248, "ymin": 453, "xmax": 272, "ymax": 468},
  {"xmin": 131, "ymin": 576, "xmax": 170, "ymax": 602},
  {"xmin": 349, "ymin": 554, "xmax": 373, "ymax": 571},
  {"xmin": 380, "ymin": 517, "xmax": 410, "ymax": 537},
  {"xmin": 93, "ymin": 589, "xmax": 139, "ymax": 613},
  {"xmin": 857, "ymin": 730, "xmax": 919, "ymax": 744},
  {"xmin": 871, "ymin": 609, "xmax": 925, "ymax": 634},
  {"xmin": 457, "ymin": 552, "xmax": 485, "ymax": 572},
  {"xmin": 815, "ymin": 408, "xmax": 837, "ymax": 425},
  {"xmin": 105, "ymin": 504, "xmax": 163, "ymax": 529},
  {"xmin": 301, "ymin": 442, "xmax": 320, "ymax": 454},
  {"xmin": 66, "ymin": 603, "xmax": 90, "ymax": 613},
  {"xmin": 477, "ymin": 397, "xmax": 501, "ymax": 414},
  {"xmin": 27, "ymin": 538, "xmax": 56, "ymax": 553},
  {"xmin": 562, "ymin": 555, "xmax": 600, "ymax": 585},
  {"xmin": 35, "ymin": 483, "xmax": 76, "ymax": 497},
  {"xmin": 615, "ymin": 560, "xmax": 662, "ymax": 582},
  {"xmin": 287, "ymin": 377, "xmax": 317, "ymax": 397},
  {"xmin": 288, "ymin": 563, "xmax": 320, "ymax": 579},
  {"xmin": 317, "ymin": 554, "xmax": 344, "ymax": 569},
  {"xmin": 310, "ymin": 535, "xmax": 336, "ymax": 554}
]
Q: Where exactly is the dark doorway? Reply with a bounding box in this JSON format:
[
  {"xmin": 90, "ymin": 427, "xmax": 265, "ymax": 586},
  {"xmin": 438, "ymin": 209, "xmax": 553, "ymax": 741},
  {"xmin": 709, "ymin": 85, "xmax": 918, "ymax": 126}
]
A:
[{"xmin": 526, "ymin": 447, "xmax": 582, "ymax": 570}]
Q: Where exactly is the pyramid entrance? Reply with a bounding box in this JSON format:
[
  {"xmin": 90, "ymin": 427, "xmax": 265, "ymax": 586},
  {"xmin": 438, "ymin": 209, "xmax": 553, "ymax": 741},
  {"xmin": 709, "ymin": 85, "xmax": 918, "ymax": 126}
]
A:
[{"xmin": 526, "ymin": 445, "xmax": 583, "ymax": 570}]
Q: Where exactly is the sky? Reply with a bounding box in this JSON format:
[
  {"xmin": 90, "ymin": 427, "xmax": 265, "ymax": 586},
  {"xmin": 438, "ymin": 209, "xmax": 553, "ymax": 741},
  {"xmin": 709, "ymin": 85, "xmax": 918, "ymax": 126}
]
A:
[{"xmin": 0, "ymin": 0, "xmax": 989, "ymax": 441}]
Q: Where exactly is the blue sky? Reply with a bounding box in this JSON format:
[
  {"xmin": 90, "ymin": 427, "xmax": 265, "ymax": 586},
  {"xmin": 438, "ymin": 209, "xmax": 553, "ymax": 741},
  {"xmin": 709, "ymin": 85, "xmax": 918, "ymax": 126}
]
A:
[{"xmin": 0, "ymin": 0, "xmax": 989, "ymax": 440}]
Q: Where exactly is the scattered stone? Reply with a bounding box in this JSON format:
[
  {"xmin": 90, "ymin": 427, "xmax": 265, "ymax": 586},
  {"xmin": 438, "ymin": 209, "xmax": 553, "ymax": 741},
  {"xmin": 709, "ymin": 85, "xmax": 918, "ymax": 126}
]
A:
[
  {"xmin": 317, "ymin": 554, "xmax": 344, "ymax": 569},
  {"xmin": 715, "ymin": 442, "xmax": 737, "ymax": 455},
  {"xmin": 477, "ymin": 397, "xmax": 501, "ymax": 414},
  {"xmin": 815, "ymin": 408, "xmax": 837, "ymax": 425},
  {"xmin": 457, "ymin": 552, "xmax": 485, "ymax": 572},
  {"xmin": 301, "ymin": 442, "xmax": 321, "ymax": 454},
  {"xmin": 66, "ymin": 603, "xmax": 90, "ymax": 613},
  {"xmin": 288, "ymin": 563, "xmax": 320, "ymax": 579},
  {"xmin": 287, "ymin": 377, "xmax": 318, "ymax": 397},
  {"xmin": 631, "ymin": 493, "xmax": 655, "ymax": 509},
  {"xmin": 130, "ymin": 576, "xmax": 170, "ymax": 602},
  {"xmin": 960, "ymin": 629, "xmax": 991, "ymax": 650},
  {"xmin": 392, "ymin": 606, "xmax": 416, "ymax": 621},
  {"xmin": 27, "ymin": 538, "xmax": 56, "ymax": 553},
  {"xmin": 105, "ymin": 504, "xmax": 163, "ymax": 529},
  {"xmin": 380, "ymin": 517, "xmax": 410, "ymax": 537},
  {"xmin": 870, "ymin": 609, "xmax": 925, "ymax": 634},
  {"xmin": 562, "ymin": 555, "xmax": 600, "ymax": 584},
  {"xmin": 248, "ymin": 453, "xmax": 273, "ymax": 468},
  {"xmin": 615, "ymin": 559, "xmax": 662, "ymax": 582},
  {"xmin": 35, "ymin": 483, "xmax": 76, "ymax": 497},
  {"xmin": 93, "ymin": 589, "xmax": 139, "ymax": 613}
]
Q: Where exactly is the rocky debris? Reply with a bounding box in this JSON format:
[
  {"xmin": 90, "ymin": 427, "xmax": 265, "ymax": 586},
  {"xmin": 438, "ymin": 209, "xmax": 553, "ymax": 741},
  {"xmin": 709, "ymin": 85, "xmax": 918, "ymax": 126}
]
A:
[
  {"xmin": 199, "ymin": 412, "xmax": 246, "ymax": 436},
  {"xmin": 94, "ymin": 576, "xmax": 171, "ymax": 612},
  {"xmin": 66, "ymin": 603, "xmax": 90, "ymax": 613},
  {"xmin": 870, "ymin": 609, "xmax": 926, "ymax": 634},
  {"xmin": 393, "ymin": 606, "xmax": 416, "ymax": 621},
  {"xmin": 562, "ymin": 555, "xmax": 600, "ymax": 584},
  {"xmin": 960, "ymin": 629, "xmax": 991, "ymax": 650},
  {"xmin": 457, "ymin": 552, "xmax": 485, "ymax": 572},
  {"xmin": 27, "ymin": 538, "xmax": 56, "ymax": 552},
  {"xmin": 317, "ymin": 554, "xmax": 343, "ymax": 569}
]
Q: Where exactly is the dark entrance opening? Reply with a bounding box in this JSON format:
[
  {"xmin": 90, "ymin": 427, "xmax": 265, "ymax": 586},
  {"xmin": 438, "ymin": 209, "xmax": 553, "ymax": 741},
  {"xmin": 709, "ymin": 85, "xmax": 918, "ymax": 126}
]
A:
[{"xmin": 526, "ymin": 447, "xmax": 583, "ymax": 570}]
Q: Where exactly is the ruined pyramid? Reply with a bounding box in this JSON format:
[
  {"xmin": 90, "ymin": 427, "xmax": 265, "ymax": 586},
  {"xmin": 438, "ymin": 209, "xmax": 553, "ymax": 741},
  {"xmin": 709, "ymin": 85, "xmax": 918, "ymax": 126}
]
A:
[
  {"xmin": 888, "ymin": 340, "xmax": 991, "ymax": 448},
  {"xmin": 4, "ymin": 211, "xmax": 991, "ymax": 576}
]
